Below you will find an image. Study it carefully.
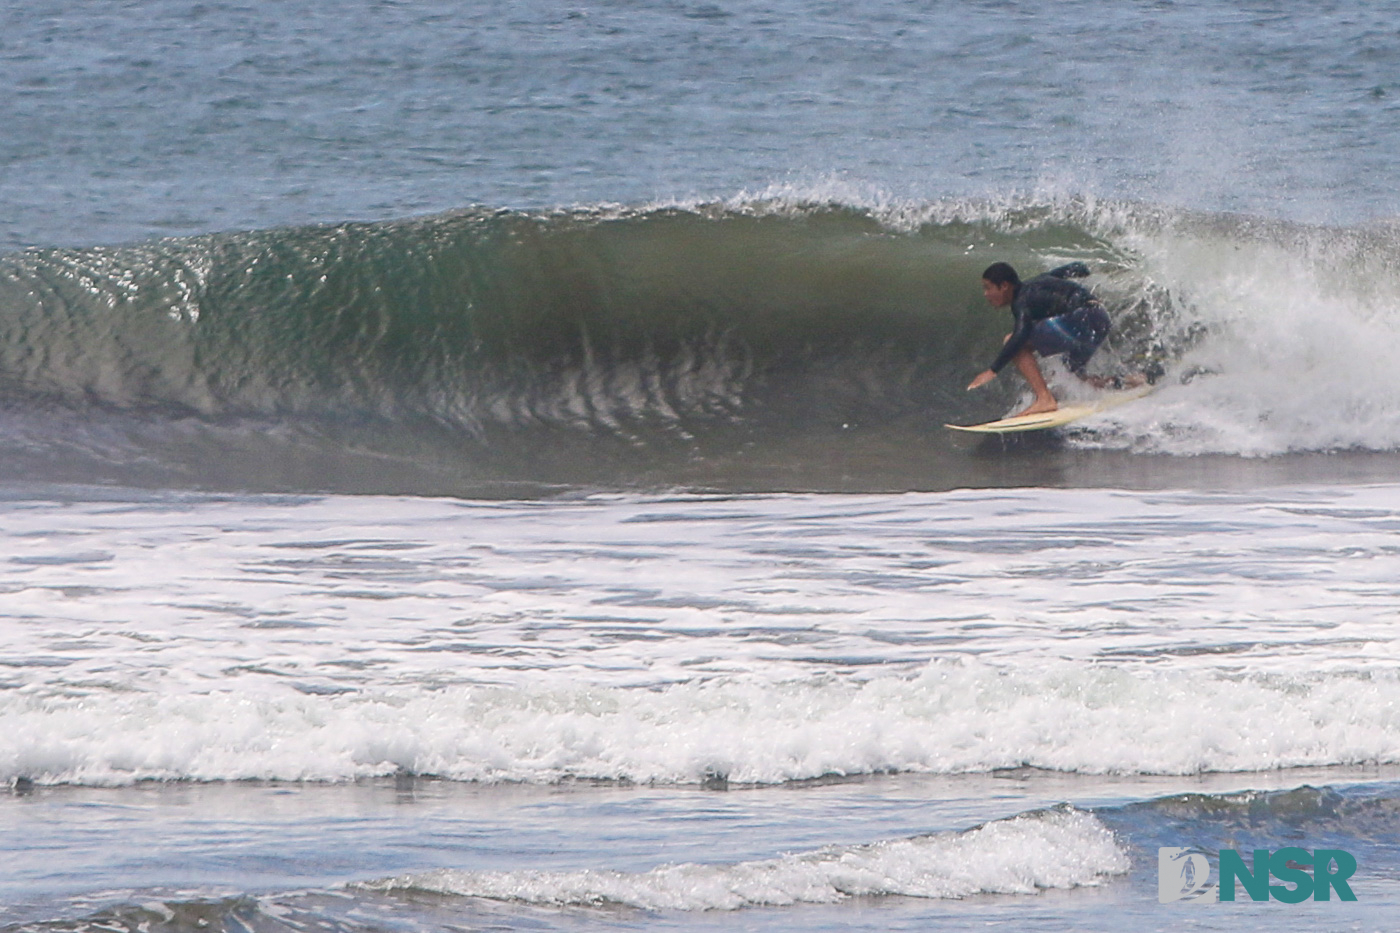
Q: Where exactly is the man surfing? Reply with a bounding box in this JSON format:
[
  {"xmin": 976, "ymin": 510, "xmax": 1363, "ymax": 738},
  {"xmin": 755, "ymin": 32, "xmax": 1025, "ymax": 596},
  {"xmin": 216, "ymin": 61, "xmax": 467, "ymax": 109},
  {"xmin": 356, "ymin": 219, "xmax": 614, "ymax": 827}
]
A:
[{"xmin": 966, "ymin": 261, "xmax": 1141, "ymax": 417}]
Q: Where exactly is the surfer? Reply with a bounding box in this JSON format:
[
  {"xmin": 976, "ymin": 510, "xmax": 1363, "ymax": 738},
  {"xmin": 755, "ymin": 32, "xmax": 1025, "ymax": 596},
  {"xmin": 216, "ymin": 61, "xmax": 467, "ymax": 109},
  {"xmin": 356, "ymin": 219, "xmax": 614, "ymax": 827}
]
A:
[{"xmin": 966, "ymin": 261, "xmax": 1138, "ymax": 416}]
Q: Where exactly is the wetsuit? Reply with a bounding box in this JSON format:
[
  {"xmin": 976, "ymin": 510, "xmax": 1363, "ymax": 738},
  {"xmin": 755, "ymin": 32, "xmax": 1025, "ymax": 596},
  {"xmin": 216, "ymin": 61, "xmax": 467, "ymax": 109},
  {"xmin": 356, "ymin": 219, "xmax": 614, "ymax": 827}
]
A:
[{"xmin": 987, "ymin": 262, "xmax": 1110, "ymax": 376}]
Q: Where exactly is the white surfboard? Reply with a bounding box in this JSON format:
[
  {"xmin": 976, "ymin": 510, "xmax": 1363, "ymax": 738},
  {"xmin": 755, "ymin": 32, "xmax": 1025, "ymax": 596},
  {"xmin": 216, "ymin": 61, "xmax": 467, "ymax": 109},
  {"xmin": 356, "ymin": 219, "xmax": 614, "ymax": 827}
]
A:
[{"xmin": 946, "ymin": 384, "xmax": 1152, "ymax": 435}]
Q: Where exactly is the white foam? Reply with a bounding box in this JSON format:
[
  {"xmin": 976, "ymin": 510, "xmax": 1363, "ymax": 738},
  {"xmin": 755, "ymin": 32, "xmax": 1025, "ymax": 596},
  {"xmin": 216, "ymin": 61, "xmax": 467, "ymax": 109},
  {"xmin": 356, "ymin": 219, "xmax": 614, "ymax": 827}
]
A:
[
  {"xmin": 1069, "ymin": 210, "xmax": 1400, "ymax": 455},
  {"xmin": 9, "ymin": 660, "xmax": 1400, "ymax": 786},
  {"xmin": 7, "ymin": 486, "xmax": 1400, "ymax": 786},
  {"xmin": 362, "ymin": 807, "xmax": 1127, "ymax": 910}
]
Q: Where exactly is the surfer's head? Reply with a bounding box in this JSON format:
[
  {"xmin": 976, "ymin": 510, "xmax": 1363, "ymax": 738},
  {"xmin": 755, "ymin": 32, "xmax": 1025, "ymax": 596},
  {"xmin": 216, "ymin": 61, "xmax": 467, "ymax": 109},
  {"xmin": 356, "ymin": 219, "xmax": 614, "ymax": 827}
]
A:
[{"xmin": 981, "ymin": 262, "xmax": 1020, "ymax": 308}]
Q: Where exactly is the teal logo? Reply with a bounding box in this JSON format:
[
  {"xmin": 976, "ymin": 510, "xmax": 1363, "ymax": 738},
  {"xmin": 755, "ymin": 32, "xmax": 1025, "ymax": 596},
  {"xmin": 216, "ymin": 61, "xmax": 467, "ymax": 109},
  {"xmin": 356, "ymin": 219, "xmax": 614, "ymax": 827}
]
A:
[
  {"xmin": 1159, "ymin": 847, "xmax": 1215, "ymax": 903},
  {"xmin": 1159, "ymin": 847, "xmax": 1357, "ymax": 904}
]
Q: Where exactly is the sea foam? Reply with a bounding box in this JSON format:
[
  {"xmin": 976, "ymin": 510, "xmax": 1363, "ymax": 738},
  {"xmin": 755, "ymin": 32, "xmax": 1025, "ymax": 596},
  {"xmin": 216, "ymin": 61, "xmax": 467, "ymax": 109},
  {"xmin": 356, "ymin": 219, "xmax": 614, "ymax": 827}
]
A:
[
  {"xmin": 7, "ymin": 485, "xmax": 1400, "ymax": 787},
  {"xmin": 361, "ymin": 807, "xmax": 1128, "ymax": 910},
  {"xmin": 1073, "ymin": 208, "xmax": 1400, "ymax": 456},
  {"xmin": 7, "ymin": 660, "xmax": 1400, "ymax": 786}
]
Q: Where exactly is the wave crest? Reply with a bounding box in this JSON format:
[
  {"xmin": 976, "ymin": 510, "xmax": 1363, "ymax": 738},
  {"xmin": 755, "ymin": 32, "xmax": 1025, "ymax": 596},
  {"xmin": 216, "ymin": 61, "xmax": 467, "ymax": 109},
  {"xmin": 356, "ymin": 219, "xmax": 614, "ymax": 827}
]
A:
[{"xmin": 361, "ymin": 807, "xmax": 1128, "ymax": 910}]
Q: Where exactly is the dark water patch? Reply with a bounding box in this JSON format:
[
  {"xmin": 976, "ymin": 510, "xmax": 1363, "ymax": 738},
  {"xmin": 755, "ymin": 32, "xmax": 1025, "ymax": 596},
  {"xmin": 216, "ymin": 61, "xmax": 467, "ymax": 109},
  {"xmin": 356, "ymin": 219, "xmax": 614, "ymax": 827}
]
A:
[{"xmin": 1103, "ymin": 782, "xmax": 1400, "ymax": 853}]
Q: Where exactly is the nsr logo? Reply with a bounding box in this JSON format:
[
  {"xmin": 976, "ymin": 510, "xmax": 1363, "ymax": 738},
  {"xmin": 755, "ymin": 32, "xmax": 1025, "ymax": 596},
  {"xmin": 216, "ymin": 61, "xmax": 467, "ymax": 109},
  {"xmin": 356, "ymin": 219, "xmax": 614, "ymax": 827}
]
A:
[{"xmin": 1159, "ymin": 847, "xmax": 1358, "ymax": 904}]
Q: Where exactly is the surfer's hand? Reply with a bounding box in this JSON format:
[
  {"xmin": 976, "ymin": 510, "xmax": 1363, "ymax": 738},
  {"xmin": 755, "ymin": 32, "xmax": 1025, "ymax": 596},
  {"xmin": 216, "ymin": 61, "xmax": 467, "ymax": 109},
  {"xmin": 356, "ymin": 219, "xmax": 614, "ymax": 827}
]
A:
[{"xmin": 967, "ymin": 370, "xmax": 996, "ymax": 390}]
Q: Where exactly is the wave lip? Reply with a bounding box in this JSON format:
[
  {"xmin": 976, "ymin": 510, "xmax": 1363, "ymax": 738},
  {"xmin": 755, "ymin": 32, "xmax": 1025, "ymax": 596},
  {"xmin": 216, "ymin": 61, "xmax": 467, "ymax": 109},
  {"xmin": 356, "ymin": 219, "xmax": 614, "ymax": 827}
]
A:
[{"xmin": 361, "ymin": 807, "xmax": 1127, "ymax": 910}]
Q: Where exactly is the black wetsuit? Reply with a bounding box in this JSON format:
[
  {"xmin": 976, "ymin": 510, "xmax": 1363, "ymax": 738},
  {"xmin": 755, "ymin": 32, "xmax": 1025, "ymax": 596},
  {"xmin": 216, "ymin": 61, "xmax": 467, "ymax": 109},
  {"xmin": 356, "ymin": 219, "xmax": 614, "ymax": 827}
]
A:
[{"xmin": 988, "ymin": 262, "xmax": 1108, "ymax": 375}]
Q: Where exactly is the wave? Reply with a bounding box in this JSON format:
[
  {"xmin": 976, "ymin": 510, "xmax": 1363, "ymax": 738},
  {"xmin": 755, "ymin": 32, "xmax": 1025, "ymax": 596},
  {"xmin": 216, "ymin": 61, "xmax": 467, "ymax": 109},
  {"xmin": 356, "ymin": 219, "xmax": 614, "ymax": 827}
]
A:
[
  {"xmin": 2, "ymin": 194, "xmax": 1399, "ymax": 492},
  {"xmin": 1125, "ymin": 783, "xmax": 1400, "ymax": 842},
  {"xmin": 0, "ymin": 200, "xmax": 995, "ymax": 426},
  {"xmin": 9, "ymin": 660, "xmax": 1400, "ymax": 787},
  {"xmin": 360, "ymin": 807, "xmax": 1126, "ymax": 910},
  {"xmin": 18, "ymin": 781, "xmax": 1400, "ymax": 930}
]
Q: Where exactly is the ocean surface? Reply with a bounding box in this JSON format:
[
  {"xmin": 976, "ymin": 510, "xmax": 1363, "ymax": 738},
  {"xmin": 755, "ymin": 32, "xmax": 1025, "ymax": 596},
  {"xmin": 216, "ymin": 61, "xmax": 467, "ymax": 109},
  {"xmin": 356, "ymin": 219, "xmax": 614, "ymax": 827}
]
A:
[{"xmin": 4, "ymin": 2, "xmax": 1400, "ymax": 931}]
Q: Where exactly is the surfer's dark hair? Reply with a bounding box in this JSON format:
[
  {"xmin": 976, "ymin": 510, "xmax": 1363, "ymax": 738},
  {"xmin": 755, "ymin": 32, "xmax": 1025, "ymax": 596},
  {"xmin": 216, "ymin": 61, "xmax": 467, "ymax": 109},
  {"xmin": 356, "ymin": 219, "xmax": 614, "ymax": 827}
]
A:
[{"xmin": 981, "ymin": 262, "xmax": 1020, "ymax": 287}]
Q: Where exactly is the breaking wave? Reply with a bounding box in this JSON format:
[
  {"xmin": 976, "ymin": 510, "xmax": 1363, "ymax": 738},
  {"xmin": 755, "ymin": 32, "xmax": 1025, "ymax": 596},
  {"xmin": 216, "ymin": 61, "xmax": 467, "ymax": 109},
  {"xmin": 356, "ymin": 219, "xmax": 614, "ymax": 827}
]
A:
[{"xmin": 1, "ymin": 194, "xmax": 1398, "ymax": 492}]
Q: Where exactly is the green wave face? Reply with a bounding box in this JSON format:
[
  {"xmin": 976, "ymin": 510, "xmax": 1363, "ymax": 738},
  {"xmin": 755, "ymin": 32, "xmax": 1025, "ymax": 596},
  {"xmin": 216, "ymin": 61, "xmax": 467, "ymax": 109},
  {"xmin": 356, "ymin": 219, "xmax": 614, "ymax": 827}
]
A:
[
  {"xmin": 0, "ymin": 198, "xmax": 1393, "ymax": 494},
  {"xmin": 0, "ymin": 202, "xmax": 1131, "ymax": 420}
]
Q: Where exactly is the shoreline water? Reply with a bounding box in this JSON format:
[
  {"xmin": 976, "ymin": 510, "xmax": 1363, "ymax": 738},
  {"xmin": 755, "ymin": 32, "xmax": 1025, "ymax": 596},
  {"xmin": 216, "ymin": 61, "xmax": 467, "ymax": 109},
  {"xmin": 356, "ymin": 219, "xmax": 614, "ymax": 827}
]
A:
[{"xmin": 8, "ymin": 766, "xmax": 1400, "ymax": 930}]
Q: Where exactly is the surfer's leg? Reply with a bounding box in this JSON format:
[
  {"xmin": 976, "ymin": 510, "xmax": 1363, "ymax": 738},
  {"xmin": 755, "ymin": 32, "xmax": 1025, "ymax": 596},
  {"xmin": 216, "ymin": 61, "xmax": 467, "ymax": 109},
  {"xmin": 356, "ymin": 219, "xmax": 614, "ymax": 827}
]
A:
[
  {"xmin": 1056, "ymin": 305, "xmax": 1110, "ymax": 371},
  {"xmin": 1011, "ymin": 348, "xmax": 1058, "ymax": 416},
  {"xmin": 1061, "ymin": 305, "xmax": 1147, "ymax": 388},
  {"xmin": 1041, "ymin": 304, "xmax": 1136, "ymax": 389}
]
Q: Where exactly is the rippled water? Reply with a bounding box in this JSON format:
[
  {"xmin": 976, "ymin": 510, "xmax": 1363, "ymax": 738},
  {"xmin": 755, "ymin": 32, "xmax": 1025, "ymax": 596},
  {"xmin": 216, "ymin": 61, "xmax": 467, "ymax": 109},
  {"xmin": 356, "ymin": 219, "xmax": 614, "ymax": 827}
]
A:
[{"xmin": 5, "ymin": 1, "xmax": 1400, "ymax": 249}]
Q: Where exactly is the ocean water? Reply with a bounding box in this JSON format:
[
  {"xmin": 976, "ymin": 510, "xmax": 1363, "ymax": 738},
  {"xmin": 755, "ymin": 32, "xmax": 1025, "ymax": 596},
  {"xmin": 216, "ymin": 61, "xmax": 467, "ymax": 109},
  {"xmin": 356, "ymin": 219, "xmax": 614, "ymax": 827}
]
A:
[{"xmin": 4, "ymin": 2, "xmax": 1400, "ymax": 931}]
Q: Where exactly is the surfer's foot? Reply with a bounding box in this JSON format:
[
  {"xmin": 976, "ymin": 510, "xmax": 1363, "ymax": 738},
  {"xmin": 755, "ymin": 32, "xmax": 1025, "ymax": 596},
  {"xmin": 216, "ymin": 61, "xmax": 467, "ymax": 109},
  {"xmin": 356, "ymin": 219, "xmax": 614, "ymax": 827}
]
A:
[{"xmin": 1014, "ymin": 397, "xmax": 1058, "ymax": 417}]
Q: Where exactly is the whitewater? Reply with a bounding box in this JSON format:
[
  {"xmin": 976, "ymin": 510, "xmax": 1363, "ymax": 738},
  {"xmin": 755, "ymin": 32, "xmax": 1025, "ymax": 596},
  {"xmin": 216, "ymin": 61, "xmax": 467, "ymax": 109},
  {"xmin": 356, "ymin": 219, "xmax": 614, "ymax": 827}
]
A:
[
  {"xmin": 8, "ymin": 485, "xmax": 1400, "ymax": 787},
  {"xmin": 6, "ymin": 2, "xmax": 1400, "ymax": 932},
  {"xmin": 8, "ymin": 482, "xmax": 1400, "ymax": 930}
]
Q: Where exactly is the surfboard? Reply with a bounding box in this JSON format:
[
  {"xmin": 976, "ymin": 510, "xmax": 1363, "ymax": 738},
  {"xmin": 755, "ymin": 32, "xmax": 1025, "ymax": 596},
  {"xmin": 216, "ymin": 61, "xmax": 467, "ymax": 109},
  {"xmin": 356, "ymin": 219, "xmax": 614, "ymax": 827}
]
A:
[{"xmin": 946, "ymin": 384, "xmax": 1152, "ymax": 435}]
